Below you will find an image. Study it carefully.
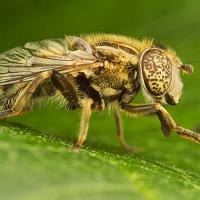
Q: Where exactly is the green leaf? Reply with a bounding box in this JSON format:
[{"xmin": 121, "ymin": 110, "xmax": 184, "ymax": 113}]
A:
[{"xmin": 1, "ymin": 107, "xmax": 200, "ymax": 200}]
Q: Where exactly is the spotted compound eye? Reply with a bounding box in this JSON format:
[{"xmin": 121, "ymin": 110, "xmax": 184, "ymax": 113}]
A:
[{"xmin": 140, "ymin": 48, "xmax": 172, "ymax": 97}]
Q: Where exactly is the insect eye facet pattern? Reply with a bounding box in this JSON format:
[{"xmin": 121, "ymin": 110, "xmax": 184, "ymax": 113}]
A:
[
  {"xmin": 140, "ymin": 48, "xmax": 172, "ymax": 97},
  {"xmin": 0, "ymin": 34, "xmax": 199, "ymax": 152}
]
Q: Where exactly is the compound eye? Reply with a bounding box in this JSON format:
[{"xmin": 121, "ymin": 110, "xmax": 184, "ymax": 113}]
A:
[{"xmin": 140, "ymin": 48, "xmax": 172, "ymax": 97}]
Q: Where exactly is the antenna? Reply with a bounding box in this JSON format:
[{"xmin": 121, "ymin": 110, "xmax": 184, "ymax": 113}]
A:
[{"xmin": 181, "ymin": 64, "xmax": 193, "ymax": 74}]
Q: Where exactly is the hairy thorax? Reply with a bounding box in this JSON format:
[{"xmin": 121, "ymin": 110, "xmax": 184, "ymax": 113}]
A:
[{"xmin": 76, "ymin": 60, "xmax": 139, "ymax": 110}]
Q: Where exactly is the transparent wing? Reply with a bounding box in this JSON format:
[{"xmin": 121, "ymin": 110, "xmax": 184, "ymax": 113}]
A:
[{"xmin": 0, "ymin": 37, "xmax": 100, "ymax": 85}]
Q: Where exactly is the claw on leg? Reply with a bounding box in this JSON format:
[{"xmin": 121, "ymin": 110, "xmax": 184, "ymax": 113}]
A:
[{"xmin": 71, "ymin": 144, "xmax": 82, "ymax": 153}]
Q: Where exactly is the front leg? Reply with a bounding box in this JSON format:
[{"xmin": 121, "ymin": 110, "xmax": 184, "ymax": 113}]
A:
[{"xmin": 121, "ymin": 103, "xmax": 200, "ymax": 144}]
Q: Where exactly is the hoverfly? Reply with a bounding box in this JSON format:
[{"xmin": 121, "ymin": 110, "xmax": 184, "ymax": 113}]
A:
[{"xmin": 0, "ymin": 34, "xmax": 199, "ymax": 152}]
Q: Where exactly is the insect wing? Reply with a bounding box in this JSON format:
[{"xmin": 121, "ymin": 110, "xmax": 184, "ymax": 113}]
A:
[{"xmin": 0, "ymin": 38, "xmax": 99, "ymax": 85}]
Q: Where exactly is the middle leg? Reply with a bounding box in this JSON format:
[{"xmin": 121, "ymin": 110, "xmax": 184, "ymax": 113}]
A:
[
  {"xmin": 112, "ymin": 103, "xmax": 138, "ymax": 152},
  {"xmin": 73, "ymin": 98, "xmax": 93, "ymax": 150}
]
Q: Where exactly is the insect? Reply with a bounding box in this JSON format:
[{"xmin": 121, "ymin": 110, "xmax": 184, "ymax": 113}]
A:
[{"xmin": 0, "ymin": 34, "xmax": 199, "ymax": 152}]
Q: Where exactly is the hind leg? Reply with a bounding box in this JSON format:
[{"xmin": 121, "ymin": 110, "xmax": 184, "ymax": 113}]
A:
[{"xmin": 0, "ymin": 71, "xmax": 52, "ymax": 119}]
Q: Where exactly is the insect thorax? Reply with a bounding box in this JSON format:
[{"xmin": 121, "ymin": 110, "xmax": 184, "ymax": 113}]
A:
[
  {"xmin": 78, "ymin": 40, "xmax": 142, "ymax": 109},
  {"xmin": 68, "ymin": 35, "xmax": 149, "ymax": 109}
]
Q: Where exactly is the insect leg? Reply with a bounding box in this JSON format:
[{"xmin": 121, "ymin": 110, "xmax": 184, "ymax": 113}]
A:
[
  {"xmin": 121, "ymin": 103, "xmax": 200, "ymax": 144},
  {"xmin": 51, "ymin": 70, "xmax": 80, "ymax": 109},
  {"xmin": 72, "ymin": 98, "xmax": 93, "ymax": 151},
  {"xmin": 0, "ymin": 71, "xmax": 52, "ymax": 119},
  {"xmin": 112, "ymin": 103, "xmax": 138, "ymax": 152},
  {"xmin": 155, "ymin": 104, "xmax": 200, "ymax": 143}
]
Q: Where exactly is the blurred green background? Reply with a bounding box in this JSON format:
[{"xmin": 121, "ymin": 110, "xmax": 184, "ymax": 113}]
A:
[{"xmin": 0, "ymin": 0, "xmax": 200, "ymax": 200}]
